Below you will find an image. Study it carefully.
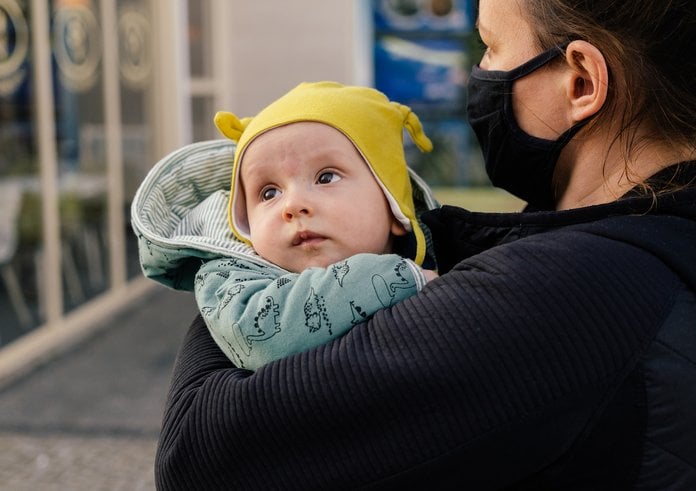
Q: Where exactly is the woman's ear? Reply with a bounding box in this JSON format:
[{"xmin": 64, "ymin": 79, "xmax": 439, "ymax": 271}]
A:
[{"xmin": 564, "ymin": 40, "xmax": 608, "ymax": 123}]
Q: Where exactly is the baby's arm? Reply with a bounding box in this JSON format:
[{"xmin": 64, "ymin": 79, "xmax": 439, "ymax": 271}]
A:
[{"xmin": 195, "ymin": 253, "xmax": 428, "ymax": 370}]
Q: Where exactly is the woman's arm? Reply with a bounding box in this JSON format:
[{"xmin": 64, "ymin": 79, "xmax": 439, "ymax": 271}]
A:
[
  {"xmin": 157, "ymin": 231, "xmax": 677, "ymax": 490},
  {"xmin": 195, "ymin": 253, "xmax": 426, "ymax": 370}
]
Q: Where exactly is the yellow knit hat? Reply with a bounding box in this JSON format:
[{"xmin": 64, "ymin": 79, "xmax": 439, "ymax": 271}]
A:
[{"xmin": 214, "ymin": 81, "xmax": 433, "ymax": 265}]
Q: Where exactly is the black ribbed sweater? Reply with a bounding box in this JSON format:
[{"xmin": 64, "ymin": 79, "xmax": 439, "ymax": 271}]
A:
[{"xmin": 155, "ymin": 166, "xmax": 696, "ymax": 490}]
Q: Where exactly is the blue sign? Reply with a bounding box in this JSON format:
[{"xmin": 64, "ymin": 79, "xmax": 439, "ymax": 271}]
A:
[
  {"xmin": 372, "ymin": 0, "xmax": 481, "ymax": 187},
  {"xmin": 374, "ymin": 35, "xmax": 468, "ymax": 114}
]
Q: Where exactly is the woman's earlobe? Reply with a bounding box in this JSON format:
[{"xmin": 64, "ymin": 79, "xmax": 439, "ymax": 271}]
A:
[{"xmin": 565, "ymin": 40, "xmax": 608, "ymax": 122}]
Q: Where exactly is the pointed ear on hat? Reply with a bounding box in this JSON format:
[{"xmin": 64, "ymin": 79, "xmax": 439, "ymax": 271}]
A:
[
  {"xmin": 395, "ymin": 103, "xmax": 433, "ymax": 153},
  {"xmin": 214, "ymin": 111, "xmax": 253, "ymax": 143}
]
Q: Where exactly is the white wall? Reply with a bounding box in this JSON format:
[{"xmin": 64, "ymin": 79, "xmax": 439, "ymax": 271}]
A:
[{"xmin": 222, "ymin": 1, "xmax": 370, "ymax": 116}]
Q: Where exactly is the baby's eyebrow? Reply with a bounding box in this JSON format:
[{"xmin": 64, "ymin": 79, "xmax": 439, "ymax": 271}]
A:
[{"xmin": 239, "ymin": 161, "xmax": 271, "ymax": 184}]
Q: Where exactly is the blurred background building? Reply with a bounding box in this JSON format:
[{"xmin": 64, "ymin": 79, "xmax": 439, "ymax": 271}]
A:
[{"xmin": 0, "ymin": 0, "xmax": 512, "ymax": 378}]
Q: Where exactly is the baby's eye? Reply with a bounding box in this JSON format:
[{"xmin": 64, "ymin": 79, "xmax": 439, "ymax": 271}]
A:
[
  {"xmin": 261, "ymin": 187, "xmax": 280, "ymax": 201},
  {"xmin": 317, "ymin": 171, "xmax": 341, "ymax": 185}
]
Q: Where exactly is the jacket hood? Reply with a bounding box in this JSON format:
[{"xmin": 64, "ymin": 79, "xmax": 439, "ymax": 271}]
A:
[{"xmin": 131, "ymin": 139, "xmax": 439, "ymax": 291}]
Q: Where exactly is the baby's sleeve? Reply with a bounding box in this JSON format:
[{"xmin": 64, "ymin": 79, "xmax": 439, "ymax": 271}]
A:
[{"xmin": 195, "ymin": 253, "xmax": 426, "ymax": 370}]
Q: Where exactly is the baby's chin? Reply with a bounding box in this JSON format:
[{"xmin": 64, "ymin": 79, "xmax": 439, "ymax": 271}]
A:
[
  {"xmin": 282, "ymin": 255, "xmax": 344, "ymax": 273},
  {"xmin": 293, "ymin": 259, "xmax": 334, "ymax": 272}
]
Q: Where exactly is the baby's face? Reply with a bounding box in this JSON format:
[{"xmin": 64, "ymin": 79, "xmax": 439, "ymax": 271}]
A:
[{"xmin": 240, "ymin": 122, "xmax": 405, "ymax": 272}]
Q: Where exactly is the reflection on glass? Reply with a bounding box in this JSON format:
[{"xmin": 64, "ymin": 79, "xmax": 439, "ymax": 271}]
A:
[
  {"xmin": 51, "ymin": 0, "xmax": 110, "ymax": 312},
  {"xmin": 0, "ymin": 0, "xmax": 44, "ymax": 342},
  {"xmin": 187, "ymin": 0, "xmax": 211, "ymax": 78}
]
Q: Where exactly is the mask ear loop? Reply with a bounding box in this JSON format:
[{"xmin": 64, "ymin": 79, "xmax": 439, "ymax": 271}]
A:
[{"xmin": 472, "ymin": 42, "xmax": 571, "ymax": 82}]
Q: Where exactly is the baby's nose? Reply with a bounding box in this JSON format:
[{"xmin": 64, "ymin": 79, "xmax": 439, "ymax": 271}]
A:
[{"xmin": 282, "ymin": 191, "xmax": 312, "ymax": 221}]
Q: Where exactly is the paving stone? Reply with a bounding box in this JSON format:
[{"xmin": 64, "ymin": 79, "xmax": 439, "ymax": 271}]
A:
[
  {"xmin": 0, "ymin": 286, "xmax": 198, "ymax": 490},
  {"xmin": 0, "ymin": 432, "xmax": 156, "ymax": 491}
]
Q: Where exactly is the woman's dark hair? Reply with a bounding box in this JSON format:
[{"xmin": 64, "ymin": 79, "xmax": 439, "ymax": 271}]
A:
[{"xmin": 523, "ymin": 0, "xmax": 696, "ymax": 187}]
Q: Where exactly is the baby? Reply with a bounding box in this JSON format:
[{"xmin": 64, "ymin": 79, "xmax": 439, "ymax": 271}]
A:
[{"xmin": 195, "ymin": 81, "xmax": 437, "ymax": 370}]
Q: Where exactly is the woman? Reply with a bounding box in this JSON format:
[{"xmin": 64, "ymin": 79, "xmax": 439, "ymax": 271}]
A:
[{"xmin": 154, "ymin": 0, "xmax": 696, "ymax": 488}]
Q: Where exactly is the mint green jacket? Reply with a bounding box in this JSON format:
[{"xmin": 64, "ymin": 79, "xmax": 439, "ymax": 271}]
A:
[
  {"xmin": 131, "ymin": 140, "xmax": 437, "ymax": 370},
  {"xmin": 197, "ymin": 253, "xmax": 425, "ymax": 370}
]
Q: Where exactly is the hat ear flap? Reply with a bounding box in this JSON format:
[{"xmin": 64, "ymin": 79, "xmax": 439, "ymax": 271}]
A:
[
  {"xmin": 395, "ymin": 103, "xmax": 433, "ymax": 153},
  {"xmin": 214, "ymin": 111, "xmax": 253, "ymax": 143}
]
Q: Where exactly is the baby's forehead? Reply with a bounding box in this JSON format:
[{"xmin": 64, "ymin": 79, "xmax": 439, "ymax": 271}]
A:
[
  {"xmin": 246, "ymin": 121, "xmax": 350, "ymax": 147},
  {"xmin": 239, "ymin": 121, "xmax": 366, "ymax": 175}
]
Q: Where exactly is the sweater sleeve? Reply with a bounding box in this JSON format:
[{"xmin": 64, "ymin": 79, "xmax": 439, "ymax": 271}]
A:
[
  {"xmin": 156, "ymin": 230, "xmax": 679, "ymax": 490},
  {"xmin": 195, "ymin": 253, "xmax": 425, "ymax": 370}
]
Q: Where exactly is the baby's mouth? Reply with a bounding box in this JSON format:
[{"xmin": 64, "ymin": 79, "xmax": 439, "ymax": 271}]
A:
[{"xmin": 292, "ymin": 231, "xmax": 326, "ymax": 247}]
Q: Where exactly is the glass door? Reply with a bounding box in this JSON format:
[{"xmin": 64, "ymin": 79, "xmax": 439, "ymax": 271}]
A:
[
  {"xmin": 51, "ymin": 0, "xmax": 110, "ymax": 311},
  {"xmin": 117, "ymin": 0, "xmax": 155, "ymax": 279},
  {"xmin": 0, "ymin": 0, "xmax": 42, "ymax": 341}
]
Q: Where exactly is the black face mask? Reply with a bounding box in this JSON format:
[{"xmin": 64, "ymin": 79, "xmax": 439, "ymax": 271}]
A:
[{"xmin": 467, "ymin": 45, "xmax": 588, "ymax": 209}]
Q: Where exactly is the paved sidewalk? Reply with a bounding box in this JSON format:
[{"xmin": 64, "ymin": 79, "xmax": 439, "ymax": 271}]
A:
[{"xmin": 0, "ymin": 286, "xmax": 198, "ymax": 490}]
